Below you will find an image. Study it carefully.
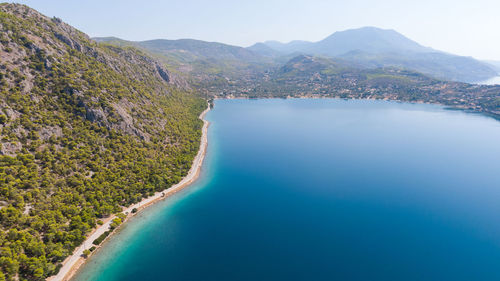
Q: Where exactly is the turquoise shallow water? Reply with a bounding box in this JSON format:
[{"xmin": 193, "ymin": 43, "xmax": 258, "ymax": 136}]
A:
[{"xmin": 73, "ymin": 99, "xmax": 500, "ymax": 281}]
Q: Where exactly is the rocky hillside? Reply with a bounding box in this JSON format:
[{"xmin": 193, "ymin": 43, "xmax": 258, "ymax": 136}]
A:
[
  {"xmin": 0, "ymin": 3, "xmax": 205, "ymax": 280},
  {"xmin": 94, "ymin": 36, "xmax": 273, "ymax": 93}
]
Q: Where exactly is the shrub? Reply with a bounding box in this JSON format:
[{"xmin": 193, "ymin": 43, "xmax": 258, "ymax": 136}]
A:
[
  {"xmin": 110, "ymin": 217, "xmax": 122, "ymax": 229},
  {"xmin": 92, "ymin": 231, "xmax": 110, "ymax": 245},
  {"xmin": 82, "ymin": 249, "xmax": 90, "ymax": 258}
]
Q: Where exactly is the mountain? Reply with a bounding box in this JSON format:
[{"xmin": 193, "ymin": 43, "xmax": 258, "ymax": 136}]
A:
[
  {"xmin": 0, "ymin": 4, "xmax": 205, "ymax": 280},
  {"xmin": 247, "ymin": 42, "xmax": 282, "ymax": 58},
  {"xmin": 278, "ymin": 54, "xmax": 351, "ymax": 76},
  {"xmin": 94, "ymin": 37, "xmax": 273, "ymax": 89},
  {"xmin": 98, "ymin": 28, "xmax": 497, "ymax": 85},
  {"xmin": 94, "ymin": 36, "xmax": 268, "ymax": 65},
  {"xmin": 253, "ymin": 27, "xmax": 497, "ymax": 83},
  {"xmin": 309, "ymin": 26, "xmax": 432, "ymax": 56},
  {"xmin": 138, "ymin": 39, "xmax": 264, "ymax": 62}
]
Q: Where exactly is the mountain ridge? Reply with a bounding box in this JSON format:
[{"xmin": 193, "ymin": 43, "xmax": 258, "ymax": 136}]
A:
[
  {"xmin": 94, "ymin": 27, "xmax": 498, "ymax": 83},
  {"xmin": 250, "ymin": 26, "xmax": 497, "ymax": 82},
  {"xmin": 94, "ymin": 37, "xmax": 267, "ymax": 63}
]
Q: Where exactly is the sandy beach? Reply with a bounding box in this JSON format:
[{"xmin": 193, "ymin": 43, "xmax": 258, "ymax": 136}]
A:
[{"xmin": 48, "ymin": 105, "xmax": 210, "ymax": 281}]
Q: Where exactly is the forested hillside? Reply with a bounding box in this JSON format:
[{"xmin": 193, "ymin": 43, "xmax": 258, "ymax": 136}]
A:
[{"xmin": 0, "ymin": 4, "xmax": 205, "ymax": 280}]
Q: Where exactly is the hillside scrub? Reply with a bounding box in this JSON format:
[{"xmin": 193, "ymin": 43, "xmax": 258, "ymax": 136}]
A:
[{"xmin": 0, "ymin": 4, "xmax": 205, "ymax": 280}]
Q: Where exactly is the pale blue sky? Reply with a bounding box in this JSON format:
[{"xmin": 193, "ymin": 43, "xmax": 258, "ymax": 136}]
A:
[{"xmin": 9, "ymin": 0, "xmax": 500, "ymax": 60}]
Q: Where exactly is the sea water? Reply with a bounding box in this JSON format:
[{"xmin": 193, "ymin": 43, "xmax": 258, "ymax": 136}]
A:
[{"xmin": 73, "ymin": 99, "xmax": 500, "ymax": 281}]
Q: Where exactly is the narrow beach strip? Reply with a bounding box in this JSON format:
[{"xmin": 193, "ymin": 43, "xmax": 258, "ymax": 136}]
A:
[{"xmin": 48, "ymin": 106, "xmax": 211, "ymax": 281}]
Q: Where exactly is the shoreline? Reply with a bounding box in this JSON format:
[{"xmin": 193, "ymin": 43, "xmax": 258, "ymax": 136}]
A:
[{"xmin": 48, "ymin": 105, "xmax": 211, "ymax": 281}]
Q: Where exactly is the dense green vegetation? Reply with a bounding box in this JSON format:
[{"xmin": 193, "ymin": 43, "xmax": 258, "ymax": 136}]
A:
[
  {"xmin": 92, "ymin": 231, "xmax": 111, "ymax": 246},
  {"xmin": 0, "ymin": 4, "xmax": 205, "ymax": 280}
]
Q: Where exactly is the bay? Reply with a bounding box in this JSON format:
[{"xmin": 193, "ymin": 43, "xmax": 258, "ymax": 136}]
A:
[{"xmin": 73, "ymin": 99, "xmax": 500, "ymax": 281}]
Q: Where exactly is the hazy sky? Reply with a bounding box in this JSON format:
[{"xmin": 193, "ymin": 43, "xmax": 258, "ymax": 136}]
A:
[{"xmin": 10, "ymin": 0, "xmax": 500, "ymax": 60}]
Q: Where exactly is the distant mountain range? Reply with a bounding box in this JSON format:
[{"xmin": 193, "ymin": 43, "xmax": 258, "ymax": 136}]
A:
[
  {"xmin": 94, "ymin": 36, "xmax": 272, "ymax": 83},
  {"xmin": 93, "ymin": 28, "xmax": 499, "ymax": 118},
  {"xmin": 97, "ymin": 27, "xmax": 498, "ymax": 83},
  {"xmin": 261, "ymin": 27, "xmax": 431, "ymax": 55},
  {"xmin": 249, "ymin": 27, "xmax": 498, "ymax": 83},
  {"xmin": 94, "ymin": 37, "xmax": 265, "ymax": 63}
]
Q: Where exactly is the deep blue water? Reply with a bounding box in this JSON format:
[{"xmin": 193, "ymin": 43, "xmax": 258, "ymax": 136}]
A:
[{"xmin": 73, "ymin": 99, "xmax": 500, "ymax": 281}]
